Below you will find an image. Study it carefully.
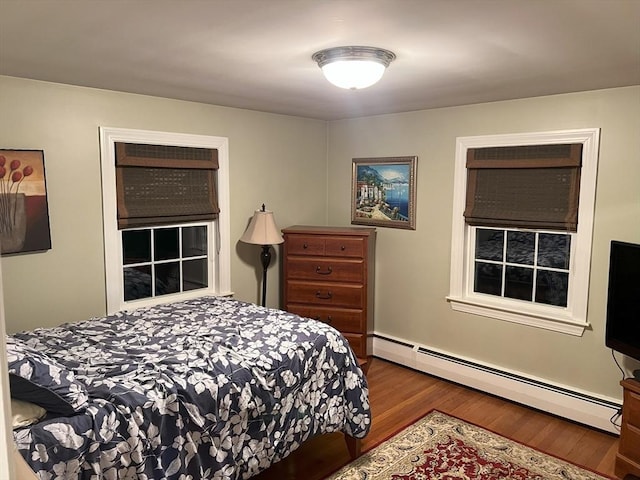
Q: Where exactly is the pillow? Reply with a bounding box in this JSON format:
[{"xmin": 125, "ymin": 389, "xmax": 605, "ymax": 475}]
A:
[
  {"xmin": 6, "ymin": 336, "xmax": 89, "ymax": 415},
  {"xmin": 11, "ymin": 398, "xmax": 46, "ymax": 429}
]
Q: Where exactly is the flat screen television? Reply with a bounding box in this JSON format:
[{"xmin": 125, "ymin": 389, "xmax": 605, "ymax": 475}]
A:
[{"xmin": 605, "ymin": 240, "xmax": 640, "ymax": 378}]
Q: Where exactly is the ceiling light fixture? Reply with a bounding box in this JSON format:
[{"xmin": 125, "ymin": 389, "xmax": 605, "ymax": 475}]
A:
[{"xmin": 312, "ymin": 46, "xmax": 396, "ymax": 90}]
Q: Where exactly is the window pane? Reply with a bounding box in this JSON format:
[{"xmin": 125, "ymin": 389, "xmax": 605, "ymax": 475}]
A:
[
  {"xmin": 505, "ymin": 266, "xmax": 533, "ymax": 301},
  {"xmin": 182, "ymin": 226, "xmax": 207, "ymax": 257},
  {"xmin": 476, "ymin": 229, "xmax": 504, "ymax": 261},
  {"xmin": 154, "ymin": 228, "xmax": 179, "ymax": 261},
  {"xmin": 155, "ymin": 262, "xmax": 180, "ymax": 296},
  {"xmin": 474, "ymin": 262, "xmax": 502, "ymax": 295},
  {"xmin": 124, "ymin": 266, "xmax": 152, "ymax": 301},
  {"xmin": 506, "ymin": 231, "xmax": 535, "ymax": 265},
  {"xmin": 183, "ymin": 259, "xmax": 208, "ymax": 291},
  {"xmin": 535, "ymin": 270, "xmax": 568, "ymax": 307},
  {"xmin": 538, "ymin": 233, "xmax": 570, "ymax": 269},
  {"xmin": 122, "ymin": 230, "xmax": 151, "ymax": 265}
]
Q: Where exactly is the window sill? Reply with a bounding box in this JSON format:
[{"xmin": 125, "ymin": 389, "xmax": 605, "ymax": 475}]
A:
[
  {"xmin": 121, "ymin": 289, "xmax": 235, "ymax": 313},
  {"xmin": 446, "ymin": 296, "xmax": 588, "ymax": 336}
]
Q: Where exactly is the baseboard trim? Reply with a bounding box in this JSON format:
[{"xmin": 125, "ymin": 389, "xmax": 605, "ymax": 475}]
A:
[{"xmin": 372, "ymin": 333, "xmax": 621, "ymax": 434}]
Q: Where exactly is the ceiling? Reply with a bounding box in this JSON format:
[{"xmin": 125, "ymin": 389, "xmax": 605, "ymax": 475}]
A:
[{"xmin": 1, "ymin": 0, "xmax": 639, "ymax": 121}]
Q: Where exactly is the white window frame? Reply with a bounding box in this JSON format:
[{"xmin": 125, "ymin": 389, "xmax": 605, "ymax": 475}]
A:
[
  {"xmin": 99, "ymin": 127, "xmax": 231, "ymax": 314},
  {"xmin": 447, "ymin": 128, "xmax": 600, "ymax": 336}
]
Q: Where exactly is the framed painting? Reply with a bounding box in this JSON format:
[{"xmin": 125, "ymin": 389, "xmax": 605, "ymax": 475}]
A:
[
  {"xmin": 351, "ymin": 156, "xmax": 417, "ymax": 230},
  {"xmin": 0, "ymin": 149, "xmax": 52, "ymax": 254}
]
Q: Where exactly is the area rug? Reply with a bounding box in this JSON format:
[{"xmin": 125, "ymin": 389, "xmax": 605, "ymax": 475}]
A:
[{"xmin": 327, "ymin": 410, "xmax": 611, "ymax": 480}]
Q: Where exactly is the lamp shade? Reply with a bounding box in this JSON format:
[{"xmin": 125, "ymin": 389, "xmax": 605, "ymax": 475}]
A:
[
  {"xmin": 312, "ymin": 46, "xmax": 396, "ymax": 90},
  {"xmin": 240, "ymin": 208, "xmax": 284, "ymax": 246}
]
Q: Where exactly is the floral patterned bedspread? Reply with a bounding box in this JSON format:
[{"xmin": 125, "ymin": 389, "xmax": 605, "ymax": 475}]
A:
[{"xmin": 11, "ymin": 296, "xmax": 371, "ymax": 479}]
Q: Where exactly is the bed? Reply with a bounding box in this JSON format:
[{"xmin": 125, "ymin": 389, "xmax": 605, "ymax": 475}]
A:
[{"xmin": 7, "ymin": 296, "xmax": 371, "ymax": 479}]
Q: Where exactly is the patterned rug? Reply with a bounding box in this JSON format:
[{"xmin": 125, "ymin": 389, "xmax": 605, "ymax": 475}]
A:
[{"xmin": 327, "ymin": 410, "xmax": 611, "ymax": 480}]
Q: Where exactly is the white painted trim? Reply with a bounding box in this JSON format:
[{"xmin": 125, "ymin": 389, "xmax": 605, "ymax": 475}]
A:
[
  {"xmin": 0, "ymin": 260, "xmax": 16, "ymax": 479},
  {"xmin": 99, "ymin": 127, "xmax": 231, "ymax": 314},
  {"xmin": 448, "ymin": 128, "xmax": 600, "ymax": 335},
  {"xmin": 372, "ymin": 333, "xmax": 621, "ymax": 434},
  {"xmin": 447, "ymin": 296, "xmax": 587, "ymax": 336},
  {"xmin": 213, "ymin": 137, "xmax": 232, "ymax": 296}
]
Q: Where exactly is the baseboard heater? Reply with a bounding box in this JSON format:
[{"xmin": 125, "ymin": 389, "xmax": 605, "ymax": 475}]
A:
[{"xmin": 372, "ymin": 333, "xmax": 622, "ymax": 434}]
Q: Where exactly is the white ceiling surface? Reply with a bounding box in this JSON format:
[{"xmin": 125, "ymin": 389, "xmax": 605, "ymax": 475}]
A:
[{"xmin": 0, "ymin": 0, "xmax": 639, "ymax": 120}]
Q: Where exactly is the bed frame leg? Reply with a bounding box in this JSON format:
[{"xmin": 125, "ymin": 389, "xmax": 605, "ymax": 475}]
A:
[{"xmin": 344, "ymin": 434, "xmax": 361, "ymax": 459}]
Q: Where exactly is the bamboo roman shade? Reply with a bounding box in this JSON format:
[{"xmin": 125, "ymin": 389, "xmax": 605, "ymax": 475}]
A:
[
  {"xmin": 464, "ymin": 143, "xmax": 582, "ymax": 231},
  {"xmin": 115, "ymin": 142, "xmax": 219, "ymax": 229}
]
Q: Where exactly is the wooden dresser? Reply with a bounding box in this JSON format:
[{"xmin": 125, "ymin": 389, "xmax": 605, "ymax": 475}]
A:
[
  {"xmin": 616, "ymin": 378, "xmax": 640, "ymax": 479},
  {"xmin": 282, "ymin": 225, "xmax": 376, "ymax": 368}
]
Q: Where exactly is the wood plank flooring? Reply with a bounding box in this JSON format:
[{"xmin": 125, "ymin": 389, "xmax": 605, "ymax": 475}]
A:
[{"xmin": 253, "ymin": 357, "xmax": 620, "ymax": 479}]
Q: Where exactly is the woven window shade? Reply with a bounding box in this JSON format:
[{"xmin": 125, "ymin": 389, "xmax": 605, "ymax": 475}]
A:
[
  {"xmin": 115, "ymin": 142, "xmax": 219, "ymax": 229},
  {"xmin": 464, "ymin": 144, "xmax": 582, "ymax": 231}
]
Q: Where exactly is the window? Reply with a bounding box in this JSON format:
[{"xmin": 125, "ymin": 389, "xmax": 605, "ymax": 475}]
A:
[
  {"xmin": 100, "ymin": 128, "xmax": 231, "ymax": 314},
  {"xmin": 448, "ymin": 129, "xmax": 600, "ymax": 336},
  {"xmin": 122, "ymin": 225, "xmax": 209, "ymax": 301},
  {"xmin": 473, "ymin": 228, "xmax": 571, "ymax": 307}
]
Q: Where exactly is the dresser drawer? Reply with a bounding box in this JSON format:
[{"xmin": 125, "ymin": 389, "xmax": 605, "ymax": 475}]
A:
[
  {"xmin": 285, "ymin": 234, "xmax": 365, "ymax": 258},
  {"xmin": 624, "ymin": 388, "xmax": 640, "ymax": 426},
  {"xmin": 286, "ymin": 235, "xmax": 326, "ymax": 256},
  {"xmin": 342, "ymin": 333, "xmax": 366, "ymax": 358},
  {"xmin": 619, "ymin": 422, "xmax": 640, "ymax": 459},
  {"xmin": 286, "ymin": 257, "xmax": 364, "ymax": 283},
  {"xmin": 286, "ymin": 305, "xmax": 365, "ymax": 333},
  {"xmin": 324, "ymin": 237, "xmax": 365, "ymax": 258},
  {"xmin": 286, "ymin": 280, "xmax": 363, "ymax": 308}
]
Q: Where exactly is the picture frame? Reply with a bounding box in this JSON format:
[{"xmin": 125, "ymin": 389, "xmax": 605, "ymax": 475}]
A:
[
  {"xmin": 351, "ymin": 156, "xmax": 417, "ymax": 230},
  {"xmin": 0, "ymin": 149, "xmax": 52, "ymax": 255}
]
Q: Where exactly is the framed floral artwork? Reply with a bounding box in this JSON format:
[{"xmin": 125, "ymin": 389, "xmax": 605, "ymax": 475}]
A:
[
  {"xmin": 0, "ymin": 149, "xmax": 52, "ymax": 254},
  {"xmin": 351, "ymin": 156, "xmax": 417, "ymax": 230}
]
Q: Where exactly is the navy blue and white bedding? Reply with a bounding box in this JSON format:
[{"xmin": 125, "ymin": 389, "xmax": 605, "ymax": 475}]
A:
[{"xmin": 8, "ymin": 296, "xmax": 371, "ymax": 479}]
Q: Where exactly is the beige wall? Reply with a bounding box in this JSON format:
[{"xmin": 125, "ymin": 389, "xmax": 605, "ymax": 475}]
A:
[
  {"xmin": 0, "ymin": 75, "xmax": 327, "ymax": 331},
  {"xmin": 327, "ymin": 86, "xmax": 640, "ymax": 399},
  {"xmin": 1, "ymin": 75, "xmax": 638, "ymax": 402}
]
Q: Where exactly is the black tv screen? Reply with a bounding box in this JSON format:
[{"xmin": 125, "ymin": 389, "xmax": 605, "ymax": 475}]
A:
[{"xmin": 605, "ymin": 240, "xmax": 640, "ymax": 363}]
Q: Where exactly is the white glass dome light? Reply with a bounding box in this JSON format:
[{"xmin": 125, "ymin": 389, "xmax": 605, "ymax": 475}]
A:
[{"xmin": 312, "ymin": 46, "xmax": 396, "ymax": 90}]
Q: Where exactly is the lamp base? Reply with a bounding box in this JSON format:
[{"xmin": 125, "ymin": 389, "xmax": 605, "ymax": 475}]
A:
[{"xmin": 259, "ymin": 245, "xmax": 272, "ymax": 307}]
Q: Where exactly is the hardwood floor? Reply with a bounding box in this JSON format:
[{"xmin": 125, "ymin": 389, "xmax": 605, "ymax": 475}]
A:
[{"xmin": 253, "ymin": 357, "xmax": 620, "ymax": 479}]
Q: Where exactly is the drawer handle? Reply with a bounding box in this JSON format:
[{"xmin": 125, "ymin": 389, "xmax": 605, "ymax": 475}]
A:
[
  {"xmin": 315, "ymin": 290, "xmax": 332, "ymax": 300},
  {"xmin": 303, "ymin": 243, "xmax": 308, "ymax": 249},
  {"xmin": 341, "ymin": 245, "xmax": 346, "ymax": 251},
  {"xmin": 314, "ymin": 315, "xmax": 333, "ymax": 324},
  {"xmin": 315, "ymin": 266, "xmax": 333, "ymax": 275}
]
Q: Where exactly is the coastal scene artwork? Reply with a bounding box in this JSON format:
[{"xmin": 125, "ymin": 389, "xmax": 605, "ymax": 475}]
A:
[
  {"xmin": 0, "ymin": 149, "xmax": 51, "ymax": 254},
  {"xmin": 351, "ymin": 156, "xmax": 417, "ymax": 230}
]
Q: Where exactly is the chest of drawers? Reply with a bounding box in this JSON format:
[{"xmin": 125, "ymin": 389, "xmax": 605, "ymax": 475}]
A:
[
  {"xmin": 616, "ymin": 378, "xmax": 640, "ymax": 479},
  {"xmin": 282, "ymin": 226, "xmax": 376, "ymax": 364}
]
